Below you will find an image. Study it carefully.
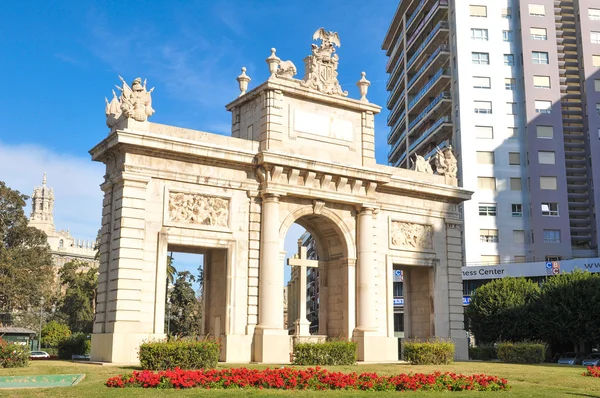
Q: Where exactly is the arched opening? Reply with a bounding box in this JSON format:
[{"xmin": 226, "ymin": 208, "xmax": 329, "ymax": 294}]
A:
[
  {"xmin": 281, "ymin": 208, "xmax": 354, "ymax": 339},
  {"xmin": 59, "ymin": 239, "xmax": 64, "ymax": 248}
]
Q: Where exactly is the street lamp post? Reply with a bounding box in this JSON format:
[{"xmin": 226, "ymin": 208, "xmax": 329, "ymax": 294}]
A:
[{"xmin": 38, "ymin": 297, "xmax": 45, "ymax": 351}]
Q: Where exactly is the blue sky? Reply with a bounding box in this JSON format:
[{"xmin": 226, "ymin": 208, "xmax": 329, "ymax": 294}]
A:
[{"xmin": 0, "ymin": 0, "xmax": 397, "ymax": 285}]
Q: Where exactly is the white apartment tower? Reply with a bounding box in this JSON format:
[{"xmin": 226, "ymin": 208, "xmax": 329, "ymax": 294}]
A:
[{"xmin": 383, "ymin": 1, "xmax": 600, "ymax": 266}]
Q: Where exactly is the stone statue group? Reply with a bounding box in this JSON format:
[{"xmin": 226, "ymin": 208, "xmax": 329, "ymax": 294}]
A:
[{"xmin": 411, "ymin": 147, "xmax": 457, "ymax": 179}]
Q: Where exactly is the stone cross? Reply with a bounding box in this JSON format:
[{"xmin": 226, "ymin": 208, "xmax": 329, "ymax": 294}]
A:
[{"xmin": 287, "ymin": 239, "xmax": 319, "ymax": 336}]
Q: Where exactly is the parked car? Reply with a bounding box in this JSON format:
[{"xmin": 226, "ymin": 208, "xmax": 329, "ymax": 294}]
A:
[
  {"xmin": 558, "ymin": 352, "xmax": 582, "ymax": 365},
  {"xmin": 29, "ymin": 351, "xmax": 50, "ymax": 359},
  {"xmin": 582, "ymin": 353, "xmax": 600, "ymax": 367}
]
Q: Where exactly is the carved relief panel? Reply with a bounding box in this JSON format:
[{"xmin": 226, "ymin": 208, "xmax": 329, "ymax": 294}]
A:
[
  {"xmin": 389, "ymin": 220, "xmax": 434, "ymax": 252},
  {"xmin": 165, "ymin": 190, "xmax": 231, "ymax": 230}
]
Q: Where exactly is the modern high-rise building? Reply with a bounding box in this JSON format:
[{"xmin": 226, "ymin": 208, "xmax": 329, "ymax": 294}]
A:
[{"xmin": 383, "ymin": 0, "xmax": 600, "ymax": 266}]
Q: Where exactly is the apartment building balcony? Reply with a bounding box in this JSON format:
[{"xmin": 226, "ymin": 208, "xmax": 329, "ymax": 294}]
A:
[
  {"xmin": 408, "ymin": 115, "xmax": 452, "ymax": 154},
  {"xmin": 571, "ymin": 216, "xmax": 591, "ymax": 226},
  {"xmin": 406, "ymin": 21, "xmax": 449, "ymax": 71},
  {"xmin": 408, "ymin": 91, "xmax": 451, "ymax": 133},
  {"xmin": 569, "ymin": 208, "xmax": 591, "ymax": 216},
  {"xmin": 386, "ymin": 50, "xmax": 405, "ymax": 91},
  {"xmin": 406, "ymin": 0, "xmax": 449, "ymax": 51},
  {"xmin": 407, "ymin": 44, "xmax": 450, "ymax": 91},
  {"xmin": 387, "ymin": 69, "xmax": 406, "ymax": 109},
  {"xmin": 388, "ymin": 94, "xmax": 406, "ymax": 125},
  {"xmin": 407, "ymin": 68, "xmax": 450, "ymax": 112},
  {"xmin": 388, "ymin": 135, "xmax": 407, "ymax": 165},
  {"xmin": 387, "ymin": 113, "xmax": 407, "ymax": 144},
  {"xmin": 406, "ymin": 0, "xmax": 431, "ymax": 31},
  {"xmin": 568, "ymin": 191, "xmax": 589, "ymax": 199}
]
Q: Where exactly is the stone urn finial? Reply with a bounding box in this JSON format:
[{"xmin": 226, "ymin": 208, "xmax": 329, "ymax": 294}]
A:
[
  {"xmin": 357, "ymin": 72, "xmax": 371, "ymax": 102},
  {"xmin": 266, "ymin": 48, "xmax": 281, "ymax": 76},
  {"xmin": 236, "ymin": 67, "xmax": 251, "ymax": 96}
]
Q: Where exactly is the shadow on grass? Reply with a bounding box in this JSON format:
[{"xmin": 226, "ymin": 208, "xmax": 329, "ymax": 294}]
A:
[{"xmin": 565, "ymin": 394, "xmax": 600, "ymax": 398}]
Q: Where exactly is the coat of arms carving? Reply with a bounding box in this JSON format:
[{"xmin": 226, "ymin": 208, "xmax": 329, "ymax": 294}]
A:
[{"xmin": 301, "ymin": 28, "xmax": 348, "ymax": 97}]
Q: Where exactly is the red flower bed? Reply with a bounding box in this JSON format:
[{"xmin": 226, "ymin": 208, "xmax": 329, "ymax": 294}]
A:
[
  {"xmin": 106, "ymin": 367, "xmax": 510, "ymax": 391},
  {"xmin": 583, "ymin": 366, "xmax": 600, "ymax": 377}
]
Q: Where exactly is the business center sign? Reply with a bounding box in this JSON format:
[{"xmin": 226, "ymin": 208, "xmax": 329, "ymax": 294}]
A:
[{"xmin": 461, "ymin": 257, "xmax": 600, "ymax": 280}]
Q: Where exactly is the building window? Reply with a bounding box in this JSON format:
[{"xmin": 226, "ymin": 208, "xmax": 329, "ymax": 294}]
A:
[
  {"xmin": 481, "ymin": 255, "xmax": 500, "ymax": 265},
  {"xmin": 533, "ymin": 75, "xmax": 551, "ymax": 89},
  {"xmin": 502, "ymin": 7, "xmax": 512, "ymax": 19},
  {"xmin": 590, "ymin": 8, "xmax": 600, "ymax": 21},
  {"xmin": 478, "ymin": 177, "xmax": 496, "ymax": 190},
  {"xmin": 512, "ymin": 204, "xmax": 523, "ymax": 217},
  {"xmin": 541, "ymin": 202, "xmax": 559, "ymax": 216},
  {"xmin": 529, "ymin": 4, "xmax": 546, "ymax": 16},
  {"xmin": 530, "ymin": 27, "xmax": 547, "ymax": 40},
  {"xmin": 476, "ymin": 125, "xmax": 494, "ymax": 139},
  {"xmin": 59, "ymin": 239, "xmax": 64, "ymax": 248},
  {"xmin": 595, "ymin": 80, "xmax": 600, "ymax": 92},
  {"xmin": 502, "ymin": 30, "xmax": 513, "ymax": 42},
  {"xmin": 472, "ymin": 52, "xmax": 490, "ymax": 65},
  {"xmin": 470, "ymin": 5, "xmax": 487, "ymax": 17},
  {"xmin": 509, "ymin": 152, "xmax": 520, "ymax": 165},
  {"xmin": 596, "ymin": 103, "xmax": 600, "ymax": 115},
  {"xmin": 476, "ymin": 151, "xmax": 495, "ymax": 164},
  {"xmin": 546, "ymin": 255, "xmax": 562, "ymax": 261},
  {"xmin": 591, "ymin": 32, "xmax": 600, "ymax": 44},
  {"xmin": 513, "ymin": 230, "xmax": 525, "ymax": 244},
  {"xmin": 479, "ymin": 203, "xmax": 497, "ymax": 216},
  {"xmin": 535, "ymin": 100, "xmax": 552, "ymax": 114},
  {"xmin": 508, "ymin": 127, "xmax": 518, "ymax": 139},
  {"xmin": 507, "ymin": 102, "xmax": 518, "ymax": 115},
  {"xmin": 480, "ymin": 229, "xmax": 498, "ymax": 243},
  {"xmin": 540, "ymin": 176, "xmax": 558, "ymax": 190},
  {"xmin": 537, "ymin": 125, "xmax": 554, "ymax": 138},
  {"xmin": 394, "ymin": 313, "xmax": 404, "ymax": 333},
  {"xmin": 505, "ymin": 78, "xmax": 516, "ymax": 90},
  {"xmin": 471, "ymin": 28, "xmax": 489, "ymax": 41},
  {"xmin": 510, "ymin": 177, "xmax": 522, "ymax": 191},
  {"xmin": 473, "ymin": 76, "xmax": 491, "ymax": 89},
  {"xmin": 514, "ymin": 255, "xmax": 526, "ymax": 263},
  {"xmin": 532, "ymin": 51, "xmax": 549, "ymax": 64},
  {"xmin": 538, "ymin": 151, "xmax": 556, "ymax": 164},
  {"xmin": 504, "ymin": 54, "xmax": 515, "ymax": 66},
  {"xmin": 593, "ymin": 55, "xmax": 600, "ymax": 68},
  {"xmin": 474, "ymin": 101, "xmax": 492, "ymax": 114},
  {"xmin": 544, "ymin": 229, "xmax": 561, "ymax": 243}
]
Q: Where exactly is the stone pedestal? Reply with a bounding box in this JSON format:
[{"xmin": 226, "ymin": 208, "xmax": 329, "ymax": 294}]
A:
[
  {"xmin": 353, "ymin": 330, "xmax": 398, "ymax": 362},
  {"xmin": 253, "ymin": 328, "xmax": 291, "ymax": 363},
  {"xmin": 91, "ymin": 332, "xmax": 165, "ymax": 364}
]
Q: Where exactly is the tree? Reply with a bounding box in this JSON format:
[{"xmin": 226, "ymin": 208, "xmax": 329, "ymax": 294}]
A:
[
  {"xmin": 168, "ymin": 271, "xmax": 201, "ymax": 336},
  {"xmin": 0, "ymin": 181, "xmax": 53, "ymax": 316},
  {"xmin": 57, "ymin": 260, "xmax": 98, "ymax": 333},
  {"xmin": 535, "ymin": 270, "xmax": 600, "ymax": 349},
  {"xmin": 466, "ymin": 277, "xmax": 540, "ymax": 344},
  {"xmin": 166, "ymin": 252, "xmax": 177, "ymax": 286},
  {"xmin": 41, "ymin": 321, "xmax": 71, "ymax": 348}
]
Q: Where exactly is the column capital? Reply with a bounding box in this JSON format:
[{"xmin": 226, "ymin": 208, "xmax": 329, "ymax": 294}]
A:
[
  {"xmin": 358, "ymin": 205, "xmax": 378, "ymax": 214},
  {"xmin": 261, "ymin": 192, "xmax": 281, "ymax": 202}
]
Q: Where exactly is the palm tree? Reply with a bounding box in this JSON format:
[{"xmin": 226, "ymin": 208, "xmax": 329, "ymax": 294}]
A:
[{"xmin": 166, "ymin": 252, "xmax": 177, "ymax": 286}]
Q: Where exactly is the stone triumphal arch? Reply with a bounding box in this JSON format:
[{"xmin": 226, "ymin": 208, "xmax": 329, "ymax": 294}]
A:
[{"xmin": 90, "ymin": 29, "xmax": 472, "ymax": 364}]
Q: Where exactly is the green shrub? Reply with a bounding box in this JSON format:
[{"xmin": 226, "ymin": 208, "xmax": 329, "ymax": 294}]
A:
[
  {"xmin": 57, "ymin": 332, "xmax": 90, "ymax": 359},
  {"xmin": 0, "ymin": 338, "xmax": 29, "ymax": 368},
  {"xmin": 293, "ymin": 340, "xmax": 357, "ymax": 366},
  {"xmin": 41, "ymin": 321, "xmax": 71, "ymax": 349},
  {"xmin": 139, "ymin": 339, "xmax": 220, "ymax": 370},
  {"xmin": 403, "ymin": 339, "xmax": 455, "ymax": 365},
  {"xmin": 469, "ymin": 344, "xmax": 498, "ymax": 361},
  {"xmin": 497, "ymin": 341, "xmax": 546, "ymax": 364}
]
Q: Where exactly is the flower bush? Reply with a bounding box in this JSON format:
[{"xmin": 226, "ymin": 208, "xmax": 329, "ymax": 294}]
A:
[
  {"xmin": 0, "ymin": 338, "xmax": 29, "ymax": 368},
  {"xmin": 583, "ymin": 366, "xmax": 600, "ymax": 377},
  {"xmin": 106, "ymin": 367, "xmax": 510, "ymax": 391}
]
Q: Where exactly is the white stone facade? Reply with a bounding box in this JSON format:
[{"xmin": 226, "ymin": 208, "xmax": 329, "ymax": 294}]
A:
[{"xmin": 90, "ymin": 30, "xmax": 472, "ymax": 364}]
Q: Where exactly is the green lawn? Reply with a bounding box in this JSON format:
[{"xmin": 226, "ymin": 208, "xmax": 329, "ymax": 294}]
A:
[{"xmin": 0, "ymin": 360, "xmax": 599, "ymax": 397}]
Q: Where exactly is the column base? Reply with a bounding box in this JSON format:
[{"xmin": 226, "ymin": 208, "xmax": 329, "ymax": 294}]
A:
[
  {"xmin": 91, "ymin": 332, "xmax": 165, "ymax": 364},
  {"xmin": 253, "ymin": 328, "xmax": 291, "ymax": 363},
  {"xmin": 220, "ymin": 334, "xmax": 253, "ymax": 363},
  {"xmin": 353, "ymin": 329, "xmax": 398, "ymax": 362},
  {"xmin": 451, "ymin": 335, "xmax": 468, "ymax": 361},
  {"xmin": 294, "ymin": 319, "xmax": 311, "ymax": 336}
]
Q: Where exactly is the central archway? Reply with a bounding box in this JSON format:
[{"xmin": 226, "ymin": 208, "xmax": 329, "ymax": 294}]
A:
[{"xmin": 280, "ymin": 204, "xmax": 356, "ymax": 338}]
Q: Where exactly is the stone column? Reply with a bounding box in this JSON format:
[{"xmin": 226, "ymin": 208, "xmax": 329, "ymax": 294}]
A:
[
  {"xmin": 356, "ymin": 207, "xmax": 376, "ymax": 331},
  {"xmin": 257, "ymin": 194, "xmax": 282, "ymax": 329},
  {"xmin": 254, "ymin": 193, "xmax": 290, "ymax": 363}
]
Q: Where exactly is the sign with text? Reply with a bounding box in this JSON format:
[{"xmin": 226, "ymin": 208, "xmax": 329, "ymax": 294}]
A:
[{"xmin": 462, "ymin": 257, "xmax": 600, "ymax": 280}]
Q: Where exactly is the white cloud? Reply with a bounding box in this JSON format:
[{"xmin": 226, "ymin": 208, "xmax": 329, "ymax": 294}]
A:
[{"xmin": 0, "ymin": 142, "xmax": 104, "ymax": 241}]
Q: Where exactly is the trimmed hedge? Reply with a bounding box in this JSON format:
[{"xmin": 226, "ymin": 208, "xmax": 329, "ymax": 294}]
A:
[
  {"xmin": 403, "ymin": 339, "xmax": 455, "ymax": 365},
  {"xmin": 139, "ymin": 339, "xmax": 220, "ymax": 370},
  {"xmin": 293, "ymin": 340, "xmax": 357, "ymax": 366},
  {"xmin": 57, "ymin": 332, "xmax": 90, "ymax": 359},
  {"xmin": 469, "ymin": 344, "xmax": 498, "ymax": 361},
  {"xmin": 497, "ymin": 342, "xmax": 546, "ymax": 364},
  {"xmin": 0, "ymin": 338, "xmax": 29, "ymax": 368}
]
